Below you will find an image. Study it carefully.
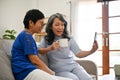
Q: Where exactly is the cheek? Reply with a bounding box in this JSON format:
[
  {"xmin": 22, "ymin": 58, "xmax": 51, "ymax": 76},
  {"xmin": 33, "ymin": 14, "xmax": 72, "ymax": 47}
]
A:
[
  {"xmin": 34, "ymin": 25, "xmax": 40, "ymax": 32},
  {"xmin": 52, "ymin": 26, "xmax": 56, "ymax": 31},
  {"xmin": 62, "ymin": 26, "xmax": 65, "ymax": 30},
  {"xmin": 36, "ymin": 24, "xmax": 41, "ymax": 29},
  {"xmin": 52, "ymin": 28, "xmax": 57, "ymax": 33}
]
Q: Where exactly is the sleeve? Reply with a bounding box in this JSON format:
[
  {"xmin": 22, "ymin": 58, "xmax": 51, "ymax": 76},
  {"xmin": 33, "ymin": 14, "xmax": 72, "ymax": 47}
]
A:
[
  {"xmin": 69, "ymin": 37, "xmax": 81, "ymax": 55},
  {"xmin": 37, "ymin": 37, "xmax": 47, "ymax": 48},
  {"xmin": 22, "ymin": 32, "xmax": 38, "ymax": 55}
]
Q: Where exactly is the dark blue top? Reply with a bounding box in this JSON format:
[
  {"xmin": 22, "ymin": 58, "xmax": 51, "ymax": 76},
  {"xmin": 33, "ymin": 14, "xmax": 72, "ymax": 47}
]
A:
[{"xmin": 11, "ymin": 30, "xmax": 38, "ymax": 80}]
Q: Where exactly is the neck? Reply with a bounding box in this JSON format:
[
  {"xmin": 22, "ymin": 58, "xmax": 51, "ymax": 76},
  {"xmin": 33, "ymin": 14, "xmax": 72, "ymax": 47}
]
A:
[{"xmin": 25, "ymin": 29, "xmax": 33, "ymax": 35}]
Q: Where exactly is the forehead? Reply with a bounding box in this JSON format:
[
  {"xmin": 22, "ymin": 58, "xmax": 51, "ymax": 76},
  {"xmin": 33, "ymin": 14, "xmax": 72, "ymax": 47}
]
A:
[{"xmin": 53, "ymin": 18, "xmax": 64, "ymax": 23}]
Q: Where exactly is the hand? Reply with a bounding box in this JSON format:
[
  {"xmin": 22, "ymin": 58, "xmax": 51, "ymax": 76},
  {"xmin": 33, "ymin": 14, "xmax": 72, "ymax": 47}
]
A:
[
  {"xmin": 41, "ymin": 66, "xmax": 55, "ymax": 75},
  {"xmin": 50, "ymin": 41, "xmax": 60, "ymax": 50},
  {"xmin": 91, "ymin": 40, "xmax": 98, "ymax": 53},
  {"xmin": 46, "ymin": 68, "xmax": 55, "ymax": 75},
  {"xmin": 44, "ymin": 68, "xmax": 55, "ymax": 75}
]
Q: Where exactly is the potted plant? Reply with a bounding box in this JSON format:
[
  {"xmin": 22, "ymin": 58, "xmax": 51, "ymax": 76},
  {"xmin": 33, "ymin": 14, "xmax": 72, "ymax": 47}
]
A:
[
  {"xmin": 0, "ymin": 29, "xmax": 17, "ymax": 56},
  {"xmin": 2, "ymin": 29, "xmax": 17, "ymax": 40}
]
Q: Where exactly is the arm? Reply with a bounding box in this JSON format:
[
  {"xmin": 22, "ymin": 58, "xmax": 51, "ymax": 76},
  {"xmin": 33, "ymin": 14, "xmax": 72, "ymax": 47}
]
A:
[
  {"xmin": 38, "ymin": 46, "xmax": 52, "ymax": 54},
  {"xmin": 38, "ymin": 41, "xmax": 60, "ymax": 54},
  {"xmin": 28, "ymin": 54, "xmax": 55, "ymax": 75},
  {"xmin": 75, "ymin": 40, "xmax": 98, "ymax": 58}
]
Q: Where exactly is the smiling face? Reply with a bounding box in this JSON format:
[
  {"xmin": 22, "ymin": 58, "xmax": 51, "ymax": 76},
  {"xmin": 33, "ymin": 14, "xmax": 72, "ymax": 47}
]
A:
[
  {"xmin": 29, "ymin": 19, "xmax": 45, "ymax": 34},
  {"xmin": 52, "ymin": 18, "xmax": 65, "ymax": 37},
  {"xmin": 33, "ymin": 19, "xmax": 45, "ymax": 33}
]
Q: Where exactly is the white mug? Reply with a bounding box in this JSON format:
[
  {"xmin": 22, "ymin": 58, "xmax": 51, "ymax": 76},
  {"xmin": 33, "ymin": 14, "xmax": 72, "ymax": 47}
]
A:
[{"xmin": 58, "ymin": 38, "xmax": 68, "ymax": 47}]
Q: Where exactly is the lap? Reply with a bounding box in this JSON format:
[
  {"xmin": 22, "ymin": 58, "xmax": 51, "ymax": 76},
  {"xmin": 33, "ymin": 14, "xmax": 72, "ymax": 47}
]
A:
[
  {"xmin": 56, "ymin": 65, "xmax": 93, "ymax": 80},
  {"xmin": 24, "ymin": 69, "xmax": 72, "ymax": 80},
  {"xmin": 56, "ymin": 71, "xmax": 79, "ymax": 80},
  {"xmin": 72, "ymin": 65, "xmax": 93, "ymax": 80}
]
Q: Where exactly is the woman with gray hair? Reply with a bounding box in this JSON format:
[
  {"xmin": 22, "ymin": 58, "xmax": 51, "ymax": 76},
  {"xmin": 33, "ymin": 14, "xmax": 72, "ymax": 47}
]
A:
[{"xmin": 38, "ymin": 13, "xmax": 98, "ymax": 80}]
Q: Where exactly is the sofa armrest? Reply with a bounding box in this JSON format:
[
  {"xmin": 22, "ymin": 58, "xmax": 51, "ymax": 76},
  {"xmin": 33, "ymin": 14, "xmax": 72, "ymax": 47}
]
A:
[
  {"xmin": 75, "ymin": 60, "xmax": 98, "ymax": 80},
  {"xmin": 0, "ymin": 49, "xmax": 15, "ymax": 80}
]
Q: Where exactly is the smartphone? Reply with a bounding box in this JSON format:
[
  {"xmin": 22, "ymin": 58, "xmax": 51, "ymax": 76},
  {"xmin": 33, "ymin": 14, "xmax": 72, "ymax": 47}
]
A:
[{"xmin": 94, "ymin": 32, "xmax": 97, "ymax": 42}]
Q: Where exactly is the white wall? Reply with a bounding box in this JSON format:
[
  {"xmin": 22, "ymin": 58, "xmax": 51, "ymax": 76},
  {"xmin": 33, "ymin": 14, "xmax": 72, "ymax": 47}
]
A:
[{"xmin": 0, "ymin": 0, "xmax": 71, "ymax": 38}]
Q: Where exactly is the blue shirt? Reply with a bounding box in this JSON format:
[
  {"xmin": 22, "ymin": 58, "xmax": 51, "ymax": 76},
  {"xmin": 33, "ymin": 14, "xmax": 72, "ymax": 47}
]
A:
[
  {"xmin": 11, "ymin": 30, "xmax": 38, "ymax": 80},
  {"xmin": 38, "ymin": 36, "xmax": 81, "ymax": 72}
]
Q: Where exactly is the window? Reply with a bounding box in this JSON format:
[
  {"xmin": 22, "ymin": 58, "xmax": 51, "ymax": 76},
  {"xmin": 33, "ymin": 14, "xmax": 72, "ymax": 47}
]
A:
[
  {"xmin": 73, "ymin": 0, "xmax": 120, "ymax": 75},
  {"xmin": 109, "ymin": 0, "xmax": 120, "ymax": 74}
]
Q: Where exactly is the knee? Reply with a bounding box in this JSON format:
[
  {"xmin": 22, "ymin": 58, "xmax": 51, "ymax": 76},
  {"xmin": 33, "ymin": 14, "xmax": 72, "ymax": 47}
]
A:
[
  {"xmin": 56, "ymin": 72, "xmax": 79, "ymax": 80},
  {"xmin": 71, "ymin": 76, "xmax": 79, "ymax": 80}
]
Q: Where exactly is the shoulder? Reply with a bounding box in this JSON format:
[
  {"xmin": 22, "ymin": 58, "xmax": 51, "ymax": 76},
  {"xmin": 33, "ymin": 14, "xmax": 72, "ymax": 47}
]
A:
[
  {"xmin": 68, "ymin": 36, "xmax": 77, "ymax": 45},
  {"xmin": 16, "ymin": 31, "xmax": 33, "ymax": 42},
  {"xmin": 40, "ymin": 37, "xmax": 47, "ymax": 44},
  {"xmin": 41, "ymin": 37, "xmax": 46, "ymax": 42},
  {"xmin": 21, "ymin": 30, "xmax": 32, "ymax": 38},
  {"xmin": 68, "ymin": 35, "xmax": 74, "ymax": 41}
]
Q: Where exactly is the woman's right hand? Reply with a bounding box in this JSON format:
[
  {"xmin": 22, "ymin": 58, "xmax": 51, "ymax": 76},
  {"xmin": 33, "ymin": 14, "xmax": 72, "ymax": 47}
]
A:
[{"xmin": 50, "ymin": 41, "xmax": 60, "ymax": 50}]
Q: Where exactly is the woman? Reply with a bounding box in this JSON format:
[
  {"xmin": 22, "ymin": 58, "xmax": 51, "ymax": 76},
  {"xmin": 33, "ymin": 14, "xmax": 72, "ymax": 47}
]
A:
[
  {"xmin": 38, "ymin": 13, "xmax": 98, "ymax": 80},
  {"xmin": 11, "ymin": 9, "xmax": 55, "ymax": 80}
]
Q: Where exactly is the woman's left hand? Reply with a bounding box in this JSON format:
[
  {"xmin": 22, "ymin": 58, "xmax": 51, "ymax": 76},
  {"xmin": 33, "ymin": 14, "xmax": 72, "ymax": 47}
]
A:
[{"xmin": 91, "ymin": 40, "xmax": 98, "ymax": 53}]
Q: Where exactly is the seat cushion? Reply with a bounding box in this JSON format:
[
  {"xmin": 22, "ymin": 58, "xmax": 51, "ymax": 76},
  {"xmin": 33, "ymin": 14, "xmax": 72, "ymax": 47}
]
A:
[{"xmin": 0, "ymin": 49, "xmax": 15, "ymax": 80}]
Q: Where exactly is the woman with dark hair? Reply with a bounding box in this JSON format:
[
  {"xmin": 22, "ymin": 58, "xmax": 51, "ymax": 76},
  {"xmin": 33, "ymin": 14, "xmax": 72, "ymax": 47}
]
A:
[
  {"xmin": 11, "ymin": 9, "xmax": 57, "ymax": 80},
  {"xmin": 38, "ymin": 13, "xmax": 98, "ymax": 80},
  {"xmin": 45, "ymin": 13, "xmax": 70, "ymax": 45}
]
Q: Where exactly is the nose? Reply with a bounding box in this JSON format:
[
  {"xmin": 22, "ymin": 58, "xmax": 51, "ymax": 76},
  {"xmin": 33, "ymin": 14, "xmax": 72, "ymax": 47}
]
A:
[{"xmin": 59, "ymin": 25, "xmax": 63, "ymax": 29}]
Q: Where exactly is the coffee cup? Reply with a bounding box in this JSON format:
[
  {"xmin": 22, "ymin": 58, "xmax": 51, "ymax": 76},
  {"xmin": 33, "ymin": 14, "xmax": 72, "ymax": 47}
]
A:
[{"xmin": 58, "ymin": 38, "xmax": 68, "ymax": 47}]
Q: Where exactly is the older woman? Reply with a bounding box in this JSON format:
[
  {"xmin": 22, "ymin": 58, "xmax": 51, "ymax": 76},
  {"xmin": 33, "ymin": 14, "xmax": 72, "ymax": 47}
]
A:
[
  {"xmin": 11, "ymin": 9, "xmax": 56, "ymax": 80},
  {"xmin": 38, "ymin": 13, "xmax": 98, "ymax": 80}
]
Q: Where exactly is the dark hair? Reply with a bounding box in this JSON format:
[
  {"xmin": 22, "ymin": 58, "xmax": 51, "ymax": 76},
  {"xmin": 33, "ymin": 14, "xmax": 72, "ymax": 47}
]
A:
[
  {"xmin": 45, "ymin": 13, "xmax": 70, "ymax": 45},
  {"xmin": 23, "ymin": 9, "xmax": 45, "ymax": 29}
]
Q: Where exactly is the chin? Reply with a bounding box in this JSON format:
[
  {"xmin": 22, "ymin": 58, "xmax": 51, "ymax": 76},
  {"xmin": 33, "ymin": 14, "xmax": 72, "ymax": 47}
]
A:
[
  {"xmin": 56, "ymin": 35, "xmax": 62, "ymax": 37},
  {"xmin": 37, "ymin": 30, "xmax": 41, "ymax": 33}
]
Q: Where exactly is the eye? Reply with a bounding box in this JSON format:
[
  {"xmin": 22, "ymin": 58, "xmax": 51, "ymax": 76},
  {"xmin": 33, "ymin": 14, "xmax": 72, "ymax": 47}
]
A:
[
  {"xmin": 41, "ymin": 23, "xmax": 46, "ymax": 27},
  {"xmin": 55, "ymin": 24, "xmax": 59, "ymax": 26},
  {"xmin": 61, "ymin": 24, "xmax": 64, "ymax": 26}
]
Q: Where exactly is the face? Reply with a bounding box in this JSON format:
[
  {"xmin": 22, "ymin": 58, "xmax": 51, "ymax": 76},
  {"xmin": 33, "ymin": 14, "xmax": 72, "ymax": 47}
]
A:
[
  {"xmin": 30, "ymin": 19, "xmax": 45, "ymax": 33},
  {"xmin": 52, "ymin": 18, "xmax": 65, "ymax": 37}
]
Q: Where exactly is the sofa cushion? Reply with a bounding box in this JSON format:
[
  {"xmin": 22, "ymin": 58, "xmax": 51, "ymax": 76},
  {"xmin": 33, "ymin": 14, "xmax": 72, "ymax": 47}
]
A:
[{"xmin": 0, "ymin": 49, "xmax": 15, "ymax": 80}]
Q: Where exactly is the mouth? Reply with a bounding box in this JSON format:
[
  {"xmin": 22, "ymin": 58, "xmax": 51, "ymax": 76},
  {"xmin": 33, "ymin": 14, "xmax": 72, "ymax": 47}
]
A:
[
  {"xmin": 56, "ymin": 31, "xmax": 63, "ymax": 36},
  {"xmin": 57, "ymin": 31, "xmax": 63, "ymax": 33},
  {"xmin": 37, "ymin": 28, "xmax": 42, "ymax": 33}
]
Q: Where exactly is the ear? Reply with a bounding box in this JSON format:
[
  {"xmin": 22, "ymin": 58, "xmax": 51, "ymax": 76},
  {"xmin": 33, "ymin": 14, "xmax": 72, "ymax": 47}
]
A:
[{"xmin": 29, "ymin": 20, "xmax": 34, "ymax": 28}]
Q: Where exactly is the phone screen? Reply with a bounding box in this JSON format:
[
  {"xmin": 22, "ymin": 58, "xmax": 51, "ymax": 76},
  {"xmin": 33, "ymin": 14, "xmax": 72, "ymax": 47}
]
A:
[{"xmin": 94, "ymin": 32, "xmax": 97, "ymax": 41}]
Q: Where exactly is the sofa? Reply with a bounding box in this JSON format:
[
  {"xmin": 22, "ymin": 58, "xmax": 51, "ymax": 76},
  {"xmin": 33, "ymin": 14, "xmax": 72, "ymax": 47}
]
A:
[
  {"xmin": 0, "ymin": 49, "xmax": 98, "ymax": 80},
  {"xmin": 114, "ymin": 64, "xmax": 120, "ymax": 80},
  {"xmin": 0, "ymin": 49, "xmax": 15, "ymax": 80}
]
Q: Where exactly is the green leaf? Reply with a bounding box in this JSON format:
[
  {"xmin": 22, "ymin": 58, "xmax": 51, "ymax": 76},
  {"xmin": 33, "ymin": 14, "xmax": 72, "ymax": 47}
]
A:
[
  {"xmin": 5, "ymin": 30, "xmax": 11, "ymax": 34},
  {"xmin": 2, "ymin": 29, "xmax": 17, "ymax": 40}
]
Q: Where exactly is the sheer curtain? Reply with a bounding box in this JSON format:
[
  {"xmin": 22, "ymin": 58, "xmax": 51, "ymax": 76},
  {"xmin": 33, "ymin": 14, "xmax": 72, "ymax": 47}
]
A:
[
  {"xmin": 71, "ymin": 0, "xmax": 99, "ymax": 50},
  {"xmin": 71, "ymin": 0, "xmax": 103, "ymax": 75},
  {"xmin": 71, "ymin": 0, "xmax": 120, "ymax": 75}
]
